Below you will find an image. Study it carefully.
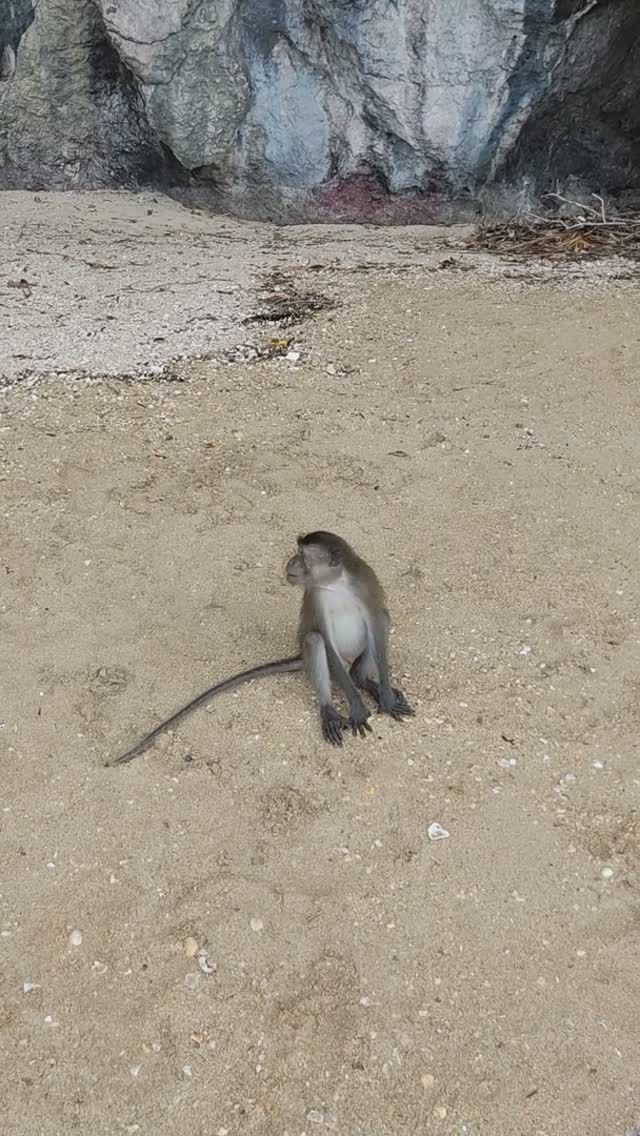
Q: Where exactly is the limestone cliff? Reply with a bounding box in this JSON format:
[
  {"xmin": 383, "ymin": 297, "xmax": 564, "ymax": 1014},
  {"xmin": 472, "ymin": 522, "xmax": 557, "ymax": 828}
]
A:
[{"xmin": 0, "ymin": 0, "xmax": 638, "ymax": 220}]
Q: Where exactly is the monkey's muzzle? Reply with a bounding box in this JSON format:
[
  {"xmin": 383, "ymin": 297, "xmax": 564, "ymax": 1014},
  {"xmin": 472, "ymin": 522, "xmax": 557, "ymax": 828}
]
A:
[{"xmin": 285, "ymin": 554, "xmax": 304, "ymax": 585}]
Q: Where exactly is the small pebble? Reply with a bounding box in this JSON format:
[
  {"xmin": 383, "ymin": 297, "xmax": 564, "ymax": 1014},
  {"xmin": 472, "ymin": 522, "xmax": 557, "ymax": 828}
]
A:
[
  {"xmin": 250, "ymin": 917, "xmax": 264, "ymax": 932},
  {"xmin": 183, "ymin": 937, "xmax": 199, "ymax": 957},
  {"xmin": 497, "ymin": 757, "xmax": 517, "ymax": 769},
  {"xmin": 184, "ymin": 972, "xmax": 200, "ymax": 991},
  {"xmin": 197, "ymin": 948, "xmax": 216, "ymax": 975},
  {"xmin": 182, "ymin": 1064, "xmax": 192, "ymax": 1078},
  {"xmin": 434, "ymin": 1106, "xmax": 447, "ymax": 1119},
  {"xmin": 129, "ymin": 1065, "xmax": 142, "ymax": 1079},
  {"xmin": 286, "ymin": 350, "xmax": 300, "ymax": 362},
  {"xmin": 427, "ymin": 823, "xmax": 450, "ymax": 841},
  {"xmin": 22, "ymin": 981, "xmax": 38, "ymax": 993},
  {"xmin": 69, "ymin": 930, "xmax": 83, "ymax": 947},
  {"xmin": 421, "ymin": 1073, "xmax": 435, "ymax": 1089},
  {"xmin": 601, "ymin": 866, "xmax": 614, "ymax": 880},
  {"xmin": 306, "ymin": 1110, "xmax": 324, "ymax": 1124},
  {"xmin": 592, "ymin": 760, "xmax": 605, "ymax": 770}
]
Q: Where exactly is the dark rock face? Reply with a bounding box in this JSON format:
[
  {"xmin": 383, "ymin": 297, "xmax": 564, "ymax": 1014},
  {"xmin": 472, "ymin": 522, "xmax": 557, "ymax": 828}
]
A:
[
  {"xmin": 502, "ymin": 2, "xmax": 640, "ymax": 195},
  {"xmin": 0, "ymin": 0, "xmax": 638, "ymax": 219},
  {"xmin": 0, "ymin": 0, "xmax": 184, "ymax": 189}
]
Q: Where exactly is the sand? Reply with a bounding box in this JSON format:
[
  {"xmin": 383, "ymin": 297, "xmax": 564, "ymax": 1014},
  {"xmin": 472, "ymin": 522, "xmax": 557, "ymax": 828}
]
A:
[{"xmin": 1, "ymin": 192, "xmax": 639, "ymax": 1136}]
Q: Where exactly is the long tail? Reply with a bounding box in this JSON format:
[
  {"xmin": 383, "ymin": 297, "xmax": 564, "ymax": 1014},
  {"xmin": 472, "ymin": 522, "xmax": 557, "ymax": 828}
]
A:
[{"xmin": 108, "ymin": 655, "xmax": 303, "ymax": 767}]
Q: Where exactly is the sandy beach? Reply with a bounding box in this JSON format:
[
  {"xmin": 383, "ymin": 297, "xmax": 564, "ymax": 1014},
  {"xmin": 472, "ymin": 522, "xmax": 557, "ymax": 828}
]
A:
[{"xmin": 1, "ymin": 191, "xmax": 639, "ymax": 1136}]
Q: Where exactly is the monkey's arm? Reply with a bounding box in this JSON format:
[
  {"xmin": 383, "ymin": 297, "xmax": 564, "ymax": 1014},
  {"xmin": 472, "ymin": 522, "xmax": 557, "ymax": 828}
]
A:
[
  {"xmin": 108, "ymin": 656, "xmax": 303, "ymax": 766},
  {"xmin": 322, "ymin": 639, "xmax": 372, "ymax": 738},
  {"xmin": 303, "ymin": 631, "xmax": 348, "ymax": 746},
  {"xmin": 371, "ymin": 609, "xmax": 394, "ymax": 700},
  {"xmin": 365, "ymin": 610, "xmax": 414, "ymax": 720}
]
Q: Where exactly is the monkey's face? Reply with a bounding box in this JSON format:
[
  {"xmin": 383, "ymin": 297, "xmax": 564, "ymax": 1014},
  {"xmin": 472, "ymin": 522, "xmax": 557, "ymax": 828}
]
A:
[{"xmin": 286, "ymin": 538, "xmax": 341, "ymax": 588}]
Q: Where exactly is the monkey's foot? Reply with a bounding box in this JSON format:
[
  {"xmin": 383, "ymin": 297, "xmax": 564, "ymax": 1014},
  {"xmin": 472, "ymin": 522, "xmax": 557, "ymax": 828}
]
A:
[
  {"xmin": 377, "ymin": 687, "xmax": 415, "ymax": 721},
  {"xmin": 321, "ymin": 705, "xmax": 349, "ymax": 746},
  {"xmin": 347, "ymin": 708, "xmax": 373, "ymax": 738}
]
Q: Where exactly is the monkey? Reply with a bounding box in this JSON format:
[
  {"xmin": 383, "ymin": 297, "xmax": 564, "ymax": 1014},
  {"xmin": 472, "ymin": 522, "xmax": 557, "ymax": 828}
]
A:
[
  {"xmin": 287, "ymin": 531, "xmax": 414, "ymax": 745},
  {"xmin": 108, "ymin": 531, "xmax": 413, "ymax": 765}
]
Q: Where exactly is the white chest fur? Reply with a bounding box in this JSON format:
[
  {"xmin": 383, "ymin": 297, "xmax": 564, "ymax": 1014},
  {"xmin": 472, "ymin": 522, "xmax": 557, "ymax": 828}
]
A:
[{"xmin": 316, "ymin": 576, "xmax": 369, "ymax": 663}]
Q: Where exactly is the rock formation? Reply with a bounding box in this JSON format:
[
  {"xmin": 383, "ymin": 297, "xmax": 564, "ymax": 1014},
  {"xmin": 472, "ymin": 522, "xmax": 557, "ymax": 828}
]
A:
[{"xmin": 1, "ymin": 0, "xmax": 638, "ymax": 220}]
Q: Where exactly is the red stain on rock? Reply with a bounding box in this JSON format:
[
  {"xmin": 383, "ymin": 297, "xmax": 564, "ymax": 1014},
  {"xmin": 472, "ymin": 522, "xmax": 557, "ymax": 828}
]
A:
[{"xmin": 310, "ymin": 171, "xmax": 449, "ymax": 225}]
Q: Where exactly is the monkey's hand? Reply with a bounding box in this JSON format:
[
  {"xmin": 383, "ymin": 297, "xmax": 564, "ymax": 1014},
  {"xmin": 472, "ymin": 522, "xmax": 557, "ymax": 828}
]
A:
[
  {"xmin": 346, "ymin": 706, "xmax": 373, "ymax": 739},
  {"xmin": 321, "ymin": 705, "xmax": 350, "ymax": 746},
  {"xmin": 378, "ymin": 687, "xmax": 415, "ymax": 721}
]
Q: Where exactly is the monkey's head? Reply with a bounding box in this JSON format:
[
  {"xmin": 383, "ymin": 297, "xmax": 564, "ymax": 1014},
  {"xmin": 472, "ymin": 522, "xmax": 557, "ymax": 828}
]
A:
[{"xmin": 286, "ymin": 531, "xmax": 355, "ymax": 588}]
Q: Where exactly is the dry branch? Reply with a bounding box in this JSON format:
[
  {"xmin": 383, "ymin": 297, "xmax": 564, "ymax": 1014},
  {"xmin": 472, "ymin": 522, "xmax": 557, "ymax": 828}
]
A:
[{"xmin": 467, "ymin": 194, "xmax": 640, "ymax": 261}]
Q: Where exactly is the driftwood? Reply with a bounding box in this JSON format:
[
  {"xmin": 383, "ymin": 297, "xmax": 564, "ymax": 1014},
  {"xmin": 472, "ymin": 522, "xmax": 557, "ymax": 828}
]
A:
[{"xmin": 467, "ymin": 194, "xmax": 640, "ymax": 260}]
